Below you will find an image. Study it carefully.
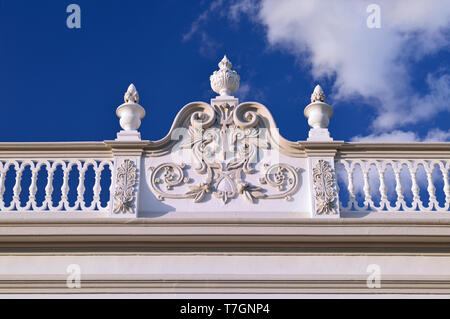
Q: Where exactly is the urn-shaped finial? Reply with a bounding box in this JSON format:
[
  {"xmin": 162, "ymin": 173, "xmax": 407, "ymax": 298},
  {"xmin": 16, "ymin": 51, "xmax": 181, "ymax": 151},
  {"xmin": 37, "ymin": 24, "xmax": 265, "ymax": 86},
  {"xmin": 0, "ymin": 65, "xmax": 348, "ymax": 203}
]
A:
[
  {"xmin": 311, "ymin": 85, "xmax": 326, "ymax": 103},
  {"xmin": 116, "ymin": 84, "xmax": 146, "ymax": 134},
  {"xmin": 210, "ymin": 55, "xmax": 240, "ymax": 97},
  {"xmin": 304, "ymin": 85, "xmax": 334, "ymax": 141}
]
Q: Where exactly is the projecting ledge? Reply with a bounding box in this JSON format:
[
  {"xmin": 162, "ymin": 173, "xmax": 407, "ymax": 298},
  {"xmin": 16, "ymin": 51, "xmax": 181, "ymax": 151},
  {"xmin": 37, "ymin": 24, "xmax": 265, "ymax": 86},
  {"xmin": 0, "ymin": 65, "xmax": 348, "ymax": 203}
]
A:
[{"xmin": 1, "ymin": 216, "xmax": 450, "ymax": 251}]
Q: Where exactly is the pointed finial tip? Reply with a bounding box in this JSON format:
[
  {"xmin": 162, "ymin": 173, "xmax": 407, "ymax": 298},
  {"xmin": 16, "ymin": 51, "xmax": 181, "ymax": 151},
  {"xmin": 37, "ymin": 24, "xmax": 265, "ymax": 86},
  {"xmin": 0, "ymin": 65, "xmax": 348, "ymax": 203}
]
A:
[
  {"xmin": 219, "ymin": 55, "xmax": 232, "ymax": 70},
  {"xmin": 124, "ymin": 83, "xmax": 139, "ymax": 104},
  {"xmin": 311, "ymin": 84, "xmax": 326, "ymax": 103}
]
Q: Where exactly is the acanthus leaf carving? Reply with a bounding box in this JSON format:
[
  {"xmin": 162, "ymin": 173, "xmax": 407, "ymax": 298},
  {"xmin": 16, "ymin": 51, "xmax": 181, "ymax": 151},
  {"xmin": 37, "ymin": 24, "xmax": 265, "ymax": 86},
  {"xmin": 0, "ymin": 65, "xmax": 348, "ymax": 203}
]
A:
[
  {"xmin": 113, "ymin": 159, "xmax": 137, "ymax": 214},
  {"xmin": 238, "ymin": 183, "xmax": 267, "ymax": 203},
  {"xmin": 185, "ymin": 183, "xmax": 211, "ymax": 203},
  {"xmin": 313, "ymin": 160, "xmax": 337, "ymax": 215}
]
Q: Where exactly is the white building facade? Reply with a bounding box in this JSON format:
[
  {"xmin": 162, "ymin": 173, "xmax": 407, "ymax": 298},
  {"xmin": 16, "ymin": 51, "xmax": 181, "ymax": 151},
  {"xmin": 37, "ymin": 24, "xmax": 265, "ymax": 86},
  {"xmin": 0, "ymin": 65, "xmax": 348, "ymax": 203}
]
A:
[{"xmin": 0, "ymin": 57, "xmax": 450, "ymax": 298}]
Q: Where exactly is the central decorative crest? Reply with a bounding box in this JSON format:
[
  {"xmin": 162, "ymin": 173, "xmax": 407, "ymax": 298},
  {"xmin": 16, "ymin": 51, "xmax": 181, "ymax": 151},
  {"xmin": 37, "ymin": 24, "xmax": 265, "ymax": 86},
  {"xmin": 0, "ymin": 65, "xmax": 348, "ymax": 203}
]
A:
[
  {"xmin": 148, "ymin": 103, "xmax": 300, "ymax": 204},
  {"xmin": 147, "ymin": 56, "xmax": 300, "ymax": 205}
]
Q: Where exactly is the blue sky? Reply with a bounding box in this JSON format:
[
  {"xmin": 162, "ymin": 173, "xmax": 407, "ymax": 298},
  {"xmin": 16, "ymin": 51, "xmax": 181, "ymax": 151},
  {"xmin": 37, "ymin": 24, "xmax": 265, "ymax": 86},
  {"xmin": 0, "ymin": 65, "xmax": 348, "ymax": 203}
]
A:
[{"xmin": 0, "ymin": 0, "xmax": 449, "ymax": 143}]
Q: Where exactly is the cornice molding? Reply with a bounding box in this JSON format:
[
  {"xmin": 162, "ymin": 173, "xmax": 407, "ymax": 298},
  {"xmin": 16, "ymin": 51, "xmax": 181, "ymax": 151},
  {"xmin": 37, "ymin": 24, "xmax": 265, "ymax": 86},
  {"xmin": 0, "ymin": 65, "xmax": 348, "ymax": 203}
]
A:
[
  {"xmin": 1, "ymin": 216, "xmax": 450, "ymax": 250},
  {"xmin": 2, "ymin": 279, "xmax": 450, "ymax": 295},
  {"xmin": 104, "ymin": 140, "xmax": 150, "ymax": 157}
]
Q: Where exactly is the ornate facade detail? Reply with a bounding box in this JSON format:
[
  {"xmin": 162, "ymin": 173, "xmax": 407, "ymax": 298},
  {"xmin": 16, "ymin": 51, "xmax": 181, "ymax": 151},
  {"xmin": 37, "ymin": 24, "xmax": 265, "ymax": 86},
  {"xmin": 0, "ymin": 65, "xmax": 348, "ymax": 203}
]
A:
[
  {"xmin": 116, "ymin": 84, "xmax": 146, "ymax": 133},
  {"xmin": 210, "ymin": 56, "xmax": 240, "ymax": 96},
  {"xmin": 113, "ymin": 159, "xmax": 137, "ymax": 214},
  {"xmin": 149, "ymin": 161, "xmax": 300, "ymax": 204},
  {"xmin": 124, "ymin": 84, "xmax": 139, "ymax": 104},
  {"xmin": 259, "ymin": 164, "xmax": 300, "ymax": 201},
  {"xmin": 313, "ymin": 160, "xmax": 336, "ymax": 215},
  {"xmin": 311, "ymin": 85, "xmax": 326, "ymax": 103},
  {"xmin": 148, "ymin": 102, "xmax": 300, "ymax": 204}
]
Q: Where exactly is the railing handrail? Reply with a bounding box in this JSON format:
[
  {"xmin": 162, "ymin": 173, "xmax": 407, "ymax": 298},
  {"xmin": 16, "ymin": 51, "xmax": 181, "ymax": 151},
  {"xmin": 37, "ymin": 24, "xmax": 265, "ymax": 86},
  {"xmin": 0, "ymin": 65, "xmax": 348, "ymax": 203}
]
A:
[
  {"xmin": 336, "ymin": 142, "xmax": 450, "ymax": 159},
  {"xmin": 0, "ymin": 142, "xmax": 113, "ymax": 159}
]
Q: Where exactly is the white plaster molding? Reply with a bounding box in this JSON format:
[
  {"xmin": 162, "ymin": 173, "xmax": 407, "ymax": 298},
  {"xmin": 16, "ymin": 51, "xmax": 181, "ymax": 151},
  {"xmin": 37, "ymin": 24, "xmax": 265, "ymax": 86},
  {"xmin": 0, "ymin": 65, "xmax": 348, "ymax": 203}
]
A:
[
  {"xmin": 116, "ymin": 84, "xmax": 146, "ymax": 140},
  {"xmin": 304, "ymin": 85, "xmax": 334, "ymax": 142},
  {"xmin": 109, "ymin": 150, "xmax": 144, "ymax": 217},
  {"xmin": 210, "ymin": 56, "xmax": 240, "ymax": 97},
  {"xmin": 306, "ymin": 157, "xmax": 340, "ymax": 218},
  {"xmin": 113, "ymin": 159, "xmax": 137, "ymax": 214},
  {"xmin": 312, "ymin": 160, "xmax": 337, "ymax": 215},
  {"xmin": 146, "ymin": 98, "xmax": 302, "ymax": 207},
  {"xmin": 116, "ymin": 130, "xmax": 142, "ymax": 142}
]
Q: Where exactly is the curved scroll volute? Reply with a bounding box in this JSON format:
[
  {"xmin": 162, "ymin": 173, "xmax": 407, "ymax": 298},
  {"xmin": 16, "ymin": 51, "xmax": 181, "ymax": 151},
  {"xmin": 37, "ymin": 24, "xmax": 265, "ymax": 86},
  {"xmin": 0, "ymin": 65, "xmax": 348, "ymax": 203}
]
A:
[
  {"xmin": 147, "ymin": 101, "xmax": 300, "ymax": 157},
  {"xmin": 233, "ymin": 103, "xmax": 260, "ymax": 129},
  {"xmin": 233, "ymin": 102, "xmax": 297, "ymax": 154},
  {"xmin": 147, "ymin": 102, "xmax": 216, "ymax": 155},
  {"xmin": 189, "ymin": 104, "xmax": 216, "ymax": 129}
]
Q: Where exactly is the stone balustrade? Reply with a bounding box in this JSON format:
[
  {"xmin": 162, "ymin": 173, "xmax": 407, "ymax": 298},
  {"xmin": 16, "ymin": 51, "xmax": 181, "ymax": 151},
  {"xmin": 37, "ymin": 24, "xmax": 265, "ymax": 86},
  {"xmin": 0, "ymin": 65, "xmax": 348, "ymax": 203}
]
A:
[
  {"xmin": 336, "ymin": 150, "xmax": 450, "ymax": 214},
  {"xmin": 0, "ymin": 159, "xmax": 113, "ymax": 213}
]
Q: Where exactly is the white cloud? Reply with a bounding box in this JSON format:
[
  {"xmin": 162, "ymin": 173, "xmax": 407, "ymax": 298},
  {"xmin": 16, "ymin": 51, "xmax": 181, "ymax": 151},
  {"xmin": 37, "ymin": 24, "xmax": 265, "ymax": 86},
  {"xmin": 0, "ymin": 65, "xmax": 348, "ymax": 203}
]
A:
[
  {"xmin": 183, "ymin": 0, "xmax": 225, "ymax": 58},
  {"xmin": 183, "ymin": 0, "xmax": 224, "ymax": 42},
  {"xmin": 228, "ymin": 0, "xmax": 450, "ymax": 132},
  {"xmin": 229, "ymin": 0, "xmax": 258, "ymax": 21},
  {"xmin": 235, "ymin": 83, "xmax": 251, "ymax": 100},
  {"xmin": 351, "ymin": 130, "xmax": 420, "ymax": 143},
  {"xmin": 351, "ymin": 128, "xmax": 450, "ymax": 143},
  {"xmin": 425, "ymin": 128, "xmax": 450, "ymax": 142}
]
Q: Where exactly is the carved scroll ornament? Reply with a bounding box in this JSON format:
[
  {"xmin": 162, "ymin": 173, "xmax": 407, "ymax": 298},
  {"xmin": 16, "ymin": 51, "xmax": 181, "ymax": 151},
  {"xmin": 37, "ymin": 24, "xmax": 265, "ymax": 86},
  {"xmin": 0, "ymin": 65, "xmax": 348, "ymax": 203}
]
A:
[{"xmin": 148, "ymin": 103, "xmax": 300, "ymax": 204}]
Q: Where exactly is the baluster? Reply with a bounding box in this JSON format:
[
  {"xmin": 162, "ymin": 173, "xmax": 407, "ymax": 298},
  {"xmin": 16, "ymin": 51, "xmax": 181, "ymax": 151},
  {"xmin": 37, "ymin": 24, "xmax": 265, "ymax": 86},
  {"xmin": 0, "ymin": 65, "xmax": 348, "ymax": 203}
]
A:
[
  {"xmin": 408, "ymin": 162, "xmax": 420, "ymax": 210},
  {"xmin": 362, "ymin": 162, "xmax": 372, "ymax": 209},
  {"xmin": 108, "ymin": 162, "xmax": 114, "ymax": 210},
  {"xmin": 393, "ymin": 162, "xmax": 404, "ymax": 209},
  {"xmin": 425, "ymin": 162, "xmax": 437, "ymax": 210},
  {"xmin": 45, "ymin": 163, "xmax": 55, "ymax": 210},
  {"xmin": 60, "ymin": 161, "xmax": 71, "ymax": 210},
  {"xmin": 376, "ymin": 161, "xmax": 387, "ymax": 210},
  {"xmin": 12, "ymin": 162, "xmax": 23, "ymax": 210},
  {"xmin": 27, "ymin": 162, "xmax": 39, "ymax": 210},
  {"xmin": 441, "ymin": 162, "xmax": 450, "ymax": 209},
  {"xmin": 76, "ymin": 161, "xmax": 86, "ymax": 210},
  {"xmin": 346, "ymin": 163, "xmax": 356, "ymax": 209},
  {"xmin": 92, "ymin": 162, "xmax": 103, "ymax": 210}
]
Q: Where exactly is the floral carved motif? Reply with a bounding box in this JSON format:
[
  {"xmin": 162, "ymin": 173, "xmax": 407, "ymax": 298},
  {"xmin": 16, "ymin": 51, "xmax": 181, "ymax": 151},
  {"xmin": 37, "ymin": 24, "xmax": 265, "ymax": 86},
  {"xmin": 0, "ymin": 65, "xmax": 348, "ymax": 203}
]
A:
[
  {"xmin": 113, "ymin": 159, "xmax": 137, "ymax": 214},
  {"xmin": 148, "ymin": 103, "xmax": 300, "ymax": 204},
  {"xmin": 312, "ymin": 160, "xmax": 337, "ymax": 215}
]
